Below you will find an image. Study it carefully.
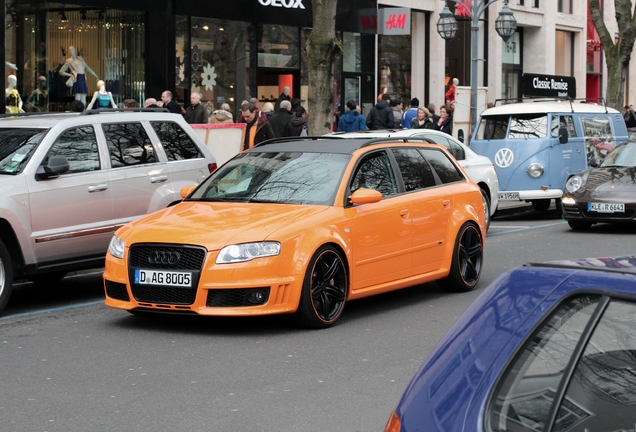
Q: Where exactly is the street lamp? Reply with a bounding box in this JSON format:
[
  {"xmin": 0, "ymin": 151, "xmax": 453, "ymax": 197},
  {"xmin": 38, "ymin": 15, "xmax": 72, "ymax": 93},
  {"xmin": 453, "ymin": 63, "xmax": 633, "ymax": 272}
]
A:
[{"xmin": 436, "ymin": 0, "xmax": 517, "ymax": 138}]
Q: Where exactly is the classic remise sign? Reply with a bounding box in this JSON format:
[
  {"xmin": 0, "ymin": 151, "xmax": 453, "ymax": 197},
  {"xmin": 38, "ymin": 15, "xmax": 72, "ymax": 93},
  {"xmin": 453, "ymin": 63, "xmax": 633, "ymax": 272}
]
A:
[
  {"xmin": 522, "ymin": 73, "xmax": 576, "ymax": 99},
  {"xmin": 258, "ymin": 0, "xmax": 306, "ymax": 9}
]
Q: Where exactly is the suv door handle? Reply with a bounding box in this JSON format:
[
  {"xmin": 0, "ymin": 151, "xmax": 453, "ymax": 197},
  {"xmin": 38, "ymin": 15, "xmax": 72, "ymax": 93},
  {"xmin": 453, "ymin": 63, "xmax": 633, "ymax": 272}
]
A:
[
  {"xmin": 87, "ymin": 184, "xmax": 108, "ymax": 193},
  {"xmin": 150, "ymin": 175, "xmax": 168, "ymax": 183}
]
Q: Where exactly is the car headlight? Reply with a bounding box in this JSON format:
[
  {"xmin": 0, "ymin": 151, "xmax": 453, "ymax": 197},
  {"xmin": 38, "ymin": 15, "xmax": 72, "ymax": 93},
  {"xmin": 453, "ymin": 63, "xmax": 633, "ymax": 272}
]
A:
[
  {"xmin": 526, "ymin": 163, "xmax": 544, "ymax": 178},
  {"xmin": 108, "ymin": 235, "xmax": 125, "ymax": 259},
  {"xmin": 565, "ymin": 173, "xmax": 588, "ymax": 193},
  {"xmin": 216, "ymin": 241, "xmax": 281, "ymax": 264}
]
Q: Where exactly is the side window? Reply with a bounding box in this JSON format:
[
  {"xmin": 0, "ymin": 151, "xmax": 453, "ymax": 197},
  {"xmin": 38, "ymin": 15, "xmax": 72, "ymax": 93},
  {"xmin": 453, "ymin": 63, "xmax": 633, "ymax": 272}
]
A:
[
  {"xmin": 476, "ymin": 116, "xmax": 509, "ymax": 140},
  {"xmin": 489, "ymin": 296, "xmax": 602, "ymax": 432},
  {"xmin": 44, "ymin": 126, "xmax": 100, "ymax": 174},
  {"xmin": 581, "ymin": 116, "xmax": 615, "ymax": 166},
  {"xmin": 350, "ymin": 152, "xmax": 398, "ymax": 198},
  {"xmin": 392, "ymin": 148, "xmax": 436, "ymax": 192},
  {"xmin": 150, "ymin": 121, "xmax": 203, "ymax": 161},
  {"xmin": 551, "ymin": 115, "xmax": 577, "ymax": 138},
  {"xmin": 447, "ymin": 141, "xmax": 465, "ymax": 160},
  {"xmin": 419, "ymin": 149, "xmax": 464, "ymax": 184},
  {"xmin": 103, "ymin": 123, "xmax": 157, "ymax": 168}
]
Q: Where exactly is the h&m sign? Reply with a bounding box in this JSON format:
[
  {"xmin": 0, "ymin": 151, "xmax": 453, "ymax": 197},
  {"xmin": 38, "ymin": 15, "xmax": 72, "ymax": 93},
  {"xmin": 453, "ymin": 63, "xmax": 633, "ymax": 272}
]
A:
[{"xmin": 377, "ymin": 8, "xmax": 411, "ymax": 35}]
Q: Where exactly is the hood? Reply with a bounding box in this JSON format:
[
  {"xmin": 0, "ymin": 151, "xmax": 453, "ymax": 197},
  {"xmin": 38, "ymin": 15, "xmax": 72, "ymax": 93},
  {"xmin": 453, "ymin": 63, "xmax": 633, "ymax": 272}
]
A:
[
  {"xmin": 341, "ymin": 110, "xmax": 361, "ymax": 123},
  {"xmin": 578, "ymin": 166, "xmax": 636, "ymax": 200},
  {"xmin": 118, "ymin": 201, "xmax": 329, "ymax": 250}
]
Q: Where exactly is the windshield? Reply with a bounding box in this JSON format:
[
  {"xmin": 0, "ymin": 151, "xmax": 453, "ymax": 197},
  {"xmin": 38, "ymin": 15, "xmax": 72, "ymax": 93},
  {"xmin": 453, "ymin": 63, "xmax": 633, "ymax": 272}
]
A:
[
  {"xmin": 601, "ymin": 141, "xmax": 636, "ymax": 167},
  {"xmin": 189, "ymin": 151, "xmax": 350, "ymax": 205},
  {"xmin": 475, "ymin": 113, "xmax": 549, "ymax": 140},
  {"xmin": 0, "ymin": 128, "xmax": 48, "ymax": 174}
]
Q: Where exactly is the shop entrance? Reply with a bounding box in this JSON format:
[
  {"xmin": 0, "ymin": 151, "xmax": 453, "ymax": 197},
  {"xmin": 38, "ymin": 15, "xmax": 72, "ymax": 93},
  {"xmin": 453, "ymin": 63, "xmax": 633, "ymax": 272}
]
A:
[{"xmin": 256, "ymin": 69, "xmax": 299, "ymax": 111}]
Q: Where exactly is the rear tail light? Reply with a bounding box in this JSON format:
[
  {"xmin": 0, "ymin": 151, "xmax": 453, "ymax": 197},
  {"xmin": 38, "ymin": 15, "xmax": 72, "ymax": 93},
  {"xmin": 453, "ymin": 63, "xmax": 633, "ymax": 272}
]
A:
[{"xmin": 208, "ymin": 163, "xmax": 217, "ymax": 173}]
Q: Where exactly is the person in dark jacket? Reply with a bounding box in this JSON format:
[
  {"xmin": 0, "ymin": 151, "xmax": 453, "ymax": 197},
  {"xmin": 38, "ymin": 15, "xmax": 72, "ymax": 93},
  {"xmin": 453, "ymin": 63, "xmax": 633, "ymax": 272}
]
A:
[
  {"xmin": 366, "ymin": 94, "xmax": 394, "ymax": 130},
  {"xmin": 433, "ymin": 106, "xmax": 452, "ymax": 135},
  {"xmin": 337, "ymin": 100, "xmax": 366, "ymax": 132},
  {"xmin": 411, "ymin": 107, "xmax": 435, "ymax": 129},
  {"xmin": 185, "ymin": 92, "xmax": 208, "ymax": 124},
  {"xmin": 287, "ymin": 106, "xmax": 308, "ymax": 136},
  {"xmin": 390, "ymin": 99, "xmax": 403, "ymax": 128},
  {"xmin": 161, "ymin": 90, "xmax": 182, "ymax": 114},
  {"xmin": 268, "ymin": 100, "xmax": 293, "ymax": 137},
  {"xmin": 241, "ymin": 101, "xmax": 274, "ymax": 151}
]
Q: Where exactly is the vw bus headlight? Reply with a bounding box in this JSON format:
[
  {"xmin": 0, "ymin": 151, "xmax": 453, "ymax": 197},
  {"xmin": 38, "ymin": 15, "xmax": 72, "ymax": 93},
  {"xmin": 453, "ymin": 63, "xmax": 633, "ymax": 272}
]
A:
[{"xmin": 527, "ymin": 163, "xmax": 544, "ymax": 179}]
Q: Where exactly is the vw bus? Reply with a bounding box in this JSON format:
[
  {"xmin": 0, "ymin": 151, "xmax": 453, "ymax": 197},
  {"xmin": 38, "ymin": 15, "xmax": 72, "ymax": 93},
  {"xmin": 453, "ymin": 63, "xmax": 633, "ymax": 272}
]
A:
[{"xmin": 470, "ymin": 101, "xmax": 628, "ymax": 211}]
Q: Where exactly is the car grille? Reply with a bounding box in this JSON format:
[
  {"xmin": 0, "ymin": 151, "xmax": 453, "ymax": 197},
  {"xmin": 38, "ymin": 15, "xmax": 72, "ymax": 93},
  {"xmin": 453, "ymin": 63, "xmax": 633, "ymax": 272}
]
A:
[
  {"xmin": 563, "ymin": 205, "xmax": 581, "ymax": 216},
  {"xmin": 105, "ymin": 280, "xmax": 130, "ymax": 301},
  {"xmin": 206, "ymin": 288, "xmax": 270, "ymax": 307},
  {"xmin": 128, "ymin": 244, "xmax": 207, "ymax": 305}
]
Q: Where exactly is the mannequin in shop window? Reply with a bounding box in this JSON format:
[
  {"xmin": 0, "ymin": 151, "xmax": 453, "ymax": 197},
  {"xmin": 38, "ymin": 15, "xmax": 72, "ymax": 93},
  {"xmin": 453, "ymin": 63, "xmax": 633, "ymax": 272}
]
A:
[
  {"xmin": 25, "ymin": 76, "xmax": 48, "ymax": 112},
  {"xmin": 86, "ymin": 80, "xmax": 117, "ymax": 110},
  {"xmin": 6, "ymin": 74, "xmax": 24, "ymax": 114},
  {"xmin": 58, "ymin": 46, "xmax": 98, "ymax": 105}
]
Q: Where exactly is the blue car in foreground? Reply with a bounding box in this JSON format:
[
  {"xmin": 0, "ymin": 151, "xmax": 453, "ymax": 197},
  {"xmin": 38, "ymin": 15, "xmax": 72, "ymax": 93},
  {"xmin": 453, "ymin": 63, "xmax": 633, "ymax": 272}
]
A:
[{"xmin": 385, "ymin": 256, "xmax": 636, "ymax": 432}]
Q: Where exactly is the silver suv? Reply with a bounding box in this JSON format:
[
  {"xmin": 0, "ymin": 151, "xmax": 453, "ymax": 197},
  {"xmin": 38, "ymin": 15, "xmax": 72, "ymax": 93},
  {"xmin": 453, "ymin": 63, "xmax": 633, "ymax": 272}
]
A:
[{"xmin": 0, "ymin": 110, "xmax": 216, "ymax": 313}]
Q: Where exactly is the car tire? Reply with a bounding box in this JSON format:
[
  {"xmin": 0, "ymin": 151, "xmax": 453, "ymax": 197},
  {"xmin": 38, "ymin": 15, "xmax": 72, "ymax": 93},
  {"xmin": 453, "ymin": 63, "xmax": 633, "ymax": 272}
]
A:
[
  {"xmin": 531, "ymin": 199, "xmax": 551, "ymax": 211},
  {"xmin": 567, "ymin": 220, "xmax": 592, "ymax": 230},
  {"xmin": 437, "ymin": 223, "xmax": 483, "ymax": 293},
  {"xmin": 0, "ymin": 240, "xmax": 14, "ymax": 314},
  {"xmin": 28, "ymin": 271, "xmax": 68, "ymax": 285},
  {"xmin": 296, "ymin": 245, "xmax": 347, "ymax": 329},
  {"xmin": 480, "ymin": 189, "xmax": 491, "ymax": 232}
]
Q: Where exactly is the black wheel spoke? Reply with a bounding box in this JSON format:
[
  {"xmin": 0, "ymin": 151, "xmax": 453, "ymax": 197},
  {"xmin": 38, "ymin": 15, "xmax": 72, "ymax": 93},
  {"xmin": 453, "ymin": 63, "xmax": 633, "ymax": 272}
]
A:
[{"xmin": 306, "ymin": 250, "xmax": 347, "ymax": 324}]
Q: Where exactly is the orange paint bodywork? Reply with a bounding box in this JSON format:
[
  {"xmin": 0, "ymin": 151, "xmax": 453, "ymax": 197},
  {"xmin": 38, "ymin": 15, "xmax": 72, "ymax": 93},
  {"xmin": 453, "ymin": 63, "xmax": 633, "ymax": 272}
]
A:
[{"xmin": 103, "ymin": 143, "xmax": 486, "ymax": 317}]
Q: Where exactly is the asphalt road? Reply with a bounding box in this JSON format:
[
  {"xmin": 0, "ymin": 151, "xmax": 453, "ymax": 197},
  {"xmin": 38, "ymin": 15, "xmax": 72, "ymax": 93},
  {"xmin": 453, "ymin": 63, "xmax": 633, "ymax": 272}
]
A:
[{"xmin": 2, "ymin": 205, "xmax": 636, "ymax": 432}]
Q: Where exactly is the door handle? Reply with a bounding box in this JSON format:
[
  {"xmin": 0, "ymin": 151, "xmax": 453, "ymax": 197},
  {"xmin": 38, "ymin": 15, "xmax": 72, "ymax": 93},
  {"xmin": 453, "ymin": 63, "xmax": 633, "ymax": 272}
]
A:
[
  {"xmin": 400, "ymin": 209, "xmax": 409, "ymax": 218},
  {"xmin": 87, "ymin": 184, "xmax": 108, "ymax": 193},
  {"xmin": 443, "ymin": 200, "xmax": 451, "ymax": 208},
  {"xmin": 150, "ymin": 175, "xmax": 168, "ymax": 183},
  {"xmin": 461, "ymin": 164, "xmax": 470, "ymax": 169}
]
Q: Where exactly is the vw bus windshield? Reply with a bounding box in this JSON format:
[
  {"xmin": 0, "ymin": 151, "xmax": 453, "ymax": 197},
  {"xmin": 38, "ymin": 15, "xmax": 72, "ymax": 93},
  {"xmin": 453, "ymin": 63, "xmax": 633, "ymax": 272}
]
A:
[{"xmin": 475, "ymin": 114, "xmax": 549, "ymax": 141}]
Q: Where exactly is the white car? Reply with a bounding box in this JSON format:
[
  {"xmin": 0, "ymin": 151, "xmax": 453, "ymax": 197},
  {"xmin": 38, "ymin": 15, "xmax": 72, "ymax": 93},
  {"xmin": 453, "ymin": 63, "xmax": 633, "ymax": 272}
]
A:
[{"xmin": 327, "ymin": 129, "xmax": 499, "ymax": 230}]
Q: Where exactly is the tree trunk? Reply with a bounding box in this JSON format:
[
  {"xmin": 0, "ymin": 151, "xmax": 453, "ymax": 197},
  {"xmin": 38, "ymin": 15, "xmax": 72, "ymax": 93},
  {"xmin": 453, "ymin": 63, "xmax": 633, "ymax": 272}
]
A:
[{"xmin": 306, "ymin": 0, "xmax": 340, "ymax": 136}]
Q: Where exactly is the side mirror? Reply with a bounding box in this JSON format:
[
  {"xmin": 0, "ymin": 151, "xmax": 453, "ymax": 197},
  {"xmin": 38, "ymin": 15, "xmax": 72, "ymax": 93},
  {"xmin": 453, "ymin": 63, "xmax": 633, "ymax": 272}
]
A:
[
  {"xmin": 559, "ymin": 127, "xmax": 569, "ymax": 144},
  {"xmin": 35, "ymin": 155, "xmax": 70, "ymax": 180},
  {"xmin": 180, "ymin": 184, "xmax": 197, "ymax": 199},
  {"xmin": 349, "ymin": 188, "xmax": 383, "ymax": 205},
  {"xmin": 457, "ymin": 129, "xmax": 465, "ymax": 143}
]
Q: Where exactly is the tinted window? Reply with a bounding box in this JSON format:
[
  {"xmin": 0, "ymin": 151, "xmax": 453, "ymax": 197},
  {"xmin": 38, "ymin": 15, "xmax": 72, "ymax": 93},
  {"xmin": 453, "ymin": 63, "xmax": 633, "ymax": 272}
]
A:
[
  {"xmin": 103, "ymin": 123, "xmax": 156, "ymax": 168},
  {"xmin": 0, "ymin": 128, "xmax": 47, "ymax": 174},
  {"xmin": 44, "ymin": 126, "xmax": 100, "ymax": 174},
  {"xmin": 489, "ymin": 296, "xmax": 602, "ymax": 432},
  {"xmin": 420, "ymin": 149, "xmax": 463, "ymax": 184},
  {"xmin": 150, "ymin": 121, "xmax": 202, "ymax": 161},
  {"xmin": 392, "ymin": 148, "xmax": 436, "ymax": 192},
  {"xmin": 350, "ymin": 152, "xmax": 398, "ymax": 198},
  {"xmin": 476, "ymin": 116, "xmax": 508, "ymax": 140}
]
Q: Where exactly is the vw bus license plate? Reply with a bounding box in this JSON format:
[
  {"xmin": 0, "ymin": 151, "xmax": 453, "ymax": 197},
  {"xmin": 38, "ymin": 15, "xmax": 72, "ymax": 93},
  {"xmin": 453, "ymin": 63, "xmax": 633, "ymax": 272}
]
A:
[
  {"xmin": 588, "ymin": 202, "xmax": 624, "ymax": 213},
  {"xmin": 498, "ymin": 192, "xmax": 520, "ymax": 200},
  {"xmin": 134, "ymin": 269, "xmax": 192, "ymax": 287}
]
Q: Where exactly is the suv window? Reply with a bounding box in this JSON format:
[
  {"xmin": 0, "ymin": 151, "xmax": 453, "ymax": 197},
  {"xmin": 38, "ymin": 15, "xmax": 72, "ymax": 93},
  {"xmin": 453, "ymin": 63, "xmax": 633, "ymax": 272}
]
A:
[
  {"xmin": 420, "ymin": 149, "xmax": 463, "ymax": 184},
  {"xmin": 0, "ymin": 128, "xmax": 47, "ymax": 174},
  {"xmin": 392, "ymin": 148, "xmax": 436, "ymax": 192},
  {"xmin": 103, "ymin": 122, "xmax": 157, "ymax": 168},
  {"xmin": 44, "ymin": 126, "xmax": 100, "ymax": 174},
  {"xmin": 150, "ymin": 121, "xmax": 203, "ymax": 161},
  {"xmin": 350, "ymin": 152, "xmax": 398, "ymax": 198}
]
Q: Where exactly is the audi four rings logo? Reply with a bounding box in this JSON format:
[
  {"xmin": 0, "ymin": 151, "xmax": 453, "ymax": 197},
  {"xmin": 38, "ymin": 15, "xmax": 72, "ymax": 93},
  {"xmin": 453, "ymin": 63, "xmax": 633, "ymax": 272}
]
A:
[
  {"xmin": 495, "ymin": 148, "xmax": 515, "ymax": 168},
  {"xmin": 148, "ymin": 251, "xmax": 181, "ymax": 265}
]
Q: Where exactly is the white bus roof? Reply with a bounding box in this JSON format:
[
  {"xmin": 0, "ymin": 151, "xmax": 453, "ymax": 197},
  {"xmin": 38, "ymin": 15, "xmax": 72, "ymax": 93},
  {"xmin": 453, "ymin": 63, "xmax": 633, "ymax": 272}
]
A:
[{"xmin": 481, "ymin": 101, "xmax": 620, "ymax": 116}]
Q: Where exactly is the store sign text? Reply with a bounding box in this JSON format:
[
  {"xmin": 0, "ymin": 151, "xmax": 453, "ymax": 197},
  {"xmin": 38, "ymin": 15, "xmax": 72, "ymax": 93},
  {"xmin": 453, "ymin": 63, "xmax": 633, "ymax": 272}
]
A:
[
  {"xmin": 258, "ymin": 0, "xmax": 305, "ymax": 9},
  {"xmin": 385, "ymin": 13, "xmax": 407, "ymax": 30},
  {"xmin": 533, "ymin": 77, "xmax": 569, "ymax": 92}
]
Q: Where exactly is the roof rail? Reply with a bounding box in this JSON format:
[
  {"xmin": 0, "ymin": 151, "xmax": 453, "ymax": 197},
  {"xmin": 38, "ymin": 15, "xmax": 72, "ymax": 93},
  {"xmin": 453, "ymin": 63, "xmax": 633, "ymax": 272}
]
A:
[
  {"xmin": 80, "ymin": 107, "xmax": 170, "ymax": 115},
  {"xmin": 253, "ymin": 136, "xmax": 345, "ymax": 147},
  {"xmin": 492, "ymin": 96, "xmax": 608, "ymax": 113}
]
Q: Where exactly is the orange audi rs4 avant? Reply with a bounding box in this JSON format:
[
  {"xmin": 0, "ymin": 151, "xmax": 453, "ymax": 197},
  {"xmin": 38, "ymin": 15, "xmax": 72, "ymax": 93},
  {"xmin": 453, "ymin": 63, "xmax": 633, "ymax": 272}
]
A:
[{"xmin": 103, "ymin": 137, "xmax": 486, "ymax": 328}]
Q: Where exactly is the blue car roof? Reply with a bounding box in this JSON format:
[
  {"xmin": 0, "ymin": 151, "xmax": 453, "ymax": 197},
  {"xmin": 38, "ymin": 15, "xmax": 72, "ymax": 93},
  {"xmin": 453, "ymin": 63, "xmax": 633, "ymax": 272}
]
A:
[{"xmin": 395, "ymin": 261, "xmax": 636, "ymax": 431}]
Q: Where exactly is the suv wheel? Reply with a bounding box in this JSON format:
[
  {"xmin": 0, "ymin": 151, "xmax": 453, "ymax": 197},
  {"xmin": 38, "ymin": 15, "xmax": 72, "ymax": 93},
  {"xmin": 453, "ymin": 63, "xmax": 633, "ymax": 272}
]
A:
[{"xmin": 0, "ymin": 240, "xmax": 14, "ymax": 314}]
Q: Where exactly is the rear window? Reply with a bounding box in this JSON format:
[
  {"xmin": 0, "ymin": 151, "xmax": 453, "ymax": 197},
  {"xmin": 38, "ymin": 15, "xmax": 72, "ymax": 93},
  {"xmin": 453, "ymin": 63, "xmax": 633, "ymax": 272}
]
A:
[
  {"xmin": 150, "ymin": 121, "xmax": 203, "ymax": 161},
  {"xmin": 0, "ymin": 128, "xmax": 48, "ymax": 174}
]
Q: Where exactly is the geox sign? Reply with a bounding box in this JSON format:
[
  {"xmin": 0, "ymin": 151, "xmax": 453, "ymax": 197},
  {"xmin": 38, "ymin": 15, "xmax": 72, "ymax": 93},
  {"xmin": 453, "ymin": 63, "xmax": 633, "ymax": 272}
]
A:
[{"xmin": 259, "ymin": 0, "xmax": 306, "ymax": 9}]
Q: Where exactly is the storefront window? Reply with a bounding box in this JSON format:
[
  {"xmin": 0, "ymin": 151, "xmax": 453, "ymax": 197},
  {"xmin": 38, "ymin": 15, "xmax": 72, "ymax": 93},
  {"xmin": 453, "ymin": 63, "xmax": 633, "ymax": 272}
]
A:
[
  {"xmin": 556, "ymin": 30, "xmax": 574, "ymax": 76},
  {"xmin": 5, "ymin": 6, "xmax": 144, "ymax": 113},
  {"xmin": 378, "ymin": 33, "xmax": 411, "ymax": 105},
  {"xmin": 343, "ymin": 32, "xmax": 361, "ymax": 73},
  {"xmin": 258, "ymin": 24, "xmax": 299, "ymax": 69}
]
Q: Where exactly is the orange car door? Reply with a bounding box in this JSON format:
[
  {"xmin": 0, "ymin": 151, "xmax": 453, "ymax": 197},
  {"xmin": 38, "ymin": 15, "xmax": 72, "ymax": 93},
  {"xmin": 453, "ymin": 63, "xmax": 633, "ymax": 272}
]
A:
[
  {"xmin": 391, "ymin": 148, "xmax": 450, "ymax": 275},
  {"xmin": 347, "ymin": 151, "xmax": 412, "ymax": 291}
]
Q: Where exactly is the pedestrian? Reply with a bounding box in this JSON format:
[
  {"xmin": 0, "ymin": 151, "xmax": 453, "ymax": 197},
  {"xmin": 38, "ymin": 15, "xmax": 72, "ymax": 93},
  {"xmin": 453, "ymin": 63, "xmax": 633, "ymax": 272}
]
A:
[
  {"xmin": 144, "ymin": 98, "xmax": 159, "ymax": 108},
  {"xmin": 69, "ymin": 100, "xmax": 85, "ymax": 112},
  {"xmin": 428, "ymin": 103, "xmax": 439, "ymax": 123},
  {"xmin": 241, "ymin": 101, "xmax": 275, "ymax": 151},
  {"xmin": 262, "ymin": 102, "xmax": 275, "ymax": 120},
  {"xmin": 411, "ymin": 107, "xmax": 434, "ymax": 129},
  {"xmin": 268, "ymin": 99, "xmax": 294, "ymax": 137},
  {"xmin": 209, "ymin": 103, "xmax": 233, "ymax": 124},
  {"xmin": 445, "ymin": 77, "xmax": 459, "ymax": 103},
  {"xmin": 434, "ymin": 106, "xmax": 453, "ymax": 135},
  {"xmin": 287, "ymin": 105, "xmax": 309, "ymax": 136},
  {"xmin": 122, "ymin": 99, "xmax": 137, "ymax": 108},
  {"xmin": 274, "ymin": 86, "xmax": 291, "ymax": 111},
  {"xmin": 185, "ymin": 92, "xmax": 208, "ymax": 124},
  {"xmin": 337, "ymin": 99, "xmax": 366, "ymax": 132},
  {"xmin": 624, "ymin": 104, "xmax": 636, "ymax": 128},
  {"xmin": 391, "ymin": 99, "xmax": 403, "ymax": 128},
  {"xmin": 366, "ymin": 93, "xmax": 394, "ymax": 130},
  {"xmin": 401, "ymin": 98, "xmax": 419, "ymax": 129},
  {"xmin": 161, "ymin": 90, "xmax": 182, "ymax": 114},
  {"xmin": 238, "ymin": 98, "xmax": 268, "ymax": 124}
]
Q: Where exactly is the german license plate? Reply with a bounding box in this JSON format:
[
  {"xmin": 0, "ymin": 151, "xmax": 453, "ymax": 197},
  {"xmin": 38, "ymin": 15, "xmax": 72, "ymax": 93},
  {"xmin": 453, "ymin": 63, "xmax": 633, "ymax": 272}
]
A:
[
  {"xmin": 498, "ymin": 192, "xmax": 520, "ymax": 200},
  {"xmin": 134, "ymin": 269, "xmax": 192, "ymax": 287},
  {"xmin": 588, "ymin": 202, "xmax": 625, "ymax": 213}
]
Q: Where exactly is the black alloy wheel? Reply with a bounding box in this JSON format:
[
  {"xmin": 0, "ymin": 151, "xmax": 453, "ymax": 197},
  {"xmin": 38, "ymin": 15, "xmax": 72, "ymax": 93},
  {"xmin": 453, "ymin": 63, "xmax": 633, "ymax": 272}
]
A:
[
  {"xmin": 297, "ymin": 246, "xmax": 347, "ymax": 329},
  {"xmin": 481, "ymin": 189, "xmax": 491, "ymax": 231},
  {"xmin": 0, "ymin": 240, "xmax": 14, "ymax": 314},
  {"xmin": 438, "ymin": 223, "xmax": 483, "ymax": 293},
  {"xmin": 531, "ymin": 199, "xmax": 551, "ymax": 212}
]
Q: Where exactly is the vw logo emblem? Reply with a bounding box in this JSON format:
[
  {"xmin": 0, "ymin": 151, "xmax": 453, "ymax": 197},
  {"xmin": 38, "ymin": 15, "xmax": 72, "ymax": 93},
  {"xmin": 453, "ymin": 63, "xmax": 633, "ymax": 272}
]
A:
[
  {"xmin": 148, "ymin": 250, "xmax": 181, "ymax": 265},
  {"xmin": 495, "ymin": 148, "xmax": 515, "ymax": 168}
]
